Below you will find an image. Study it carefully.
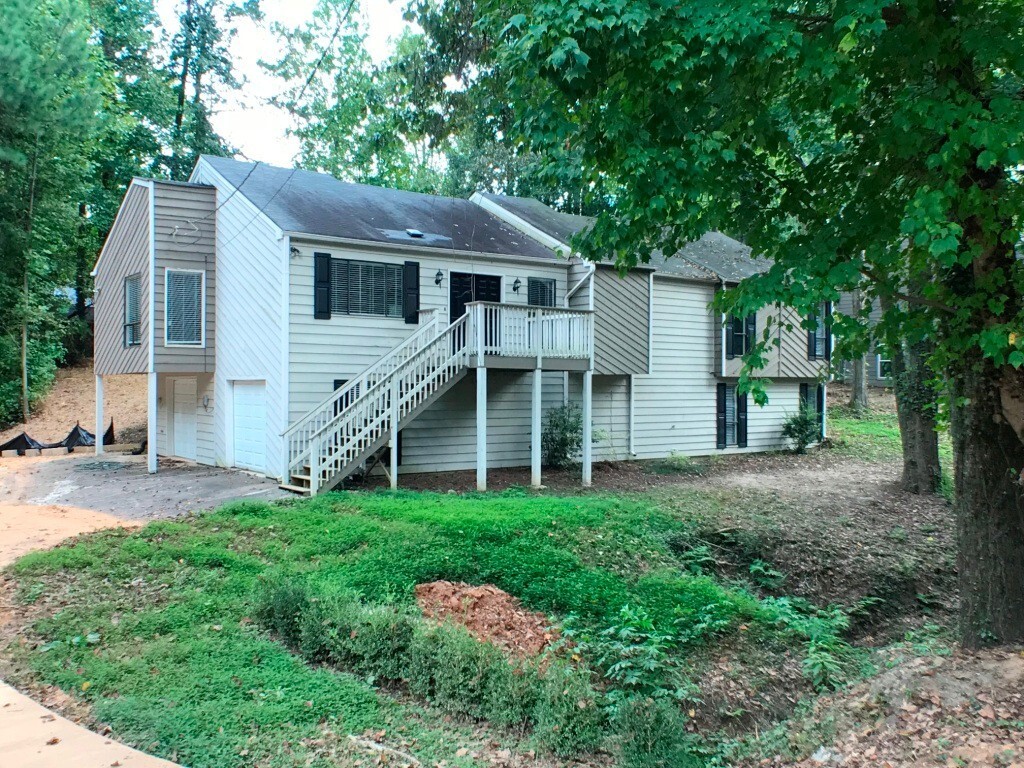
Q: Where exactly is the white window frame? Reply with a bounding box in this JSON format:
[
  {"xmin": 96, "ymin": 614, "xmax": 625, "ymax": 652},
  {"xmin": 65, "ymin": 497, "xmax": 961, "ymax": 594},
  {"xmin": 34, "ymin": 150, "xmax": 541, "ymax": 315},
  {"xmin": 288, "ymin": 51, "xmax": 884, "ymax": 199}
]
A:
[
  {"xmin": 876, "ymin": 352, "xmax": 892, "ymax": 380},
  {"xmin": 164, "ymin": 268, "xmax": 206, "ymax": 347}
]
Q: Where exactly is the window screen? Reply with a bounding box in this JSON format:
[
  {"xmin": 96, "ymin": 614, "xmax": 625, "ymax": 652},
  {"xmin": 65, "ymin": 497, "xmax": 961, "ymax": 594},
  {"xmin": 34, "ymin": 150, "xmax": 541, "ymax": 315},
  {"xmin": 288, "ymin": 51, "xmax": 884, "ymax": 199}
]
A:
[
  {"xmin": 331, "ymin": 258, "xmax": 404, "ymax": 317},
  {"xmin": 527, "ymin": 277, "xmax": 556, "ymax": 307},
  {"xmin": 165, "ymin": 270, "xmax": 203, "ymax": 345},
  {"xmin": 123, "ymin": 273, "xmax": 141, "ymax": 347},
  {"xmin": 809, "ymin": 303, "xmax": 829, "ymax": 359}
]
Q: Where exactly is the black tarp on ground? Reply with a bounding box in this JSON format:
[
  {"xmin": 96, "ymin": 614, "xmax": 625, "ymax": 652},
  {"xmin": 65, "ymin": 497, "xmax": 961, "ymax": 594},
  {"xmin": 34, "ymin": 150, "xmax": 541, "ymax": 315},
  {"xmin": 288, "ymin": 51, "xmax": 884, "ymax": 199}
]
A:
[
  {"xmin": 0, "ymin": 420, "xmax": 115, "ymax": 456},
  {"xmin": 0, "ymin": 432, "xmax": 47, "ymax": 456}
]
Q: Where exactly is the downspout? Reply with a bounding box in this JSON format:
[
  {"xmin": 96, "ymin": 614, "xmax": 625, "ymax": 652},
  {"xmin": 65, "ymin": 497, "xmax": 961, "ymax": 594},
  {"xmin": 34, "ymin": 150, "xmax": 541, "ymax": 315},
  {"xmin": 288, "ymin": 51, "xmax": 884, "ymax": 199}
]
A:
[{"xmin": 719, "ymin": 278, "xmax": 727, "ymax": 378}]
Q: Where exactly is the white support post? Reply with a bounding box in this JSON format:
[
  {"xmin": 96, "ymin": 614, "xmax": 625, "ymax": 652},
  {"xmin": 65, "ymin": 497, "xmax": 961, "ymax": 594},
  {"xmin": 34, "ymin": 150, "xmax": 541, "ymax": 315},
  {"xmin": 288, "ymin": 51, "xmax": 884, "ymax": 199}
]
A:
[
  {"xmin": 147, "ymin": 372, "xmax": 157, "ymax": 473},
  {"xmin": 628, "ymin": 374, "xmax": 636, "ymax": 457},
  {"xmin": 309, "ymin": 433, "xmax": 320, "ymax": 495},
  {"xmin": 95, "ymin": 374, "xmax": 104, "ymax": 456},
  {"xmin": 390, "ymin": 377, "xmax": 400, "ymax": 490},
  {"xmin": 476, "ymin": 366, "xmax": 487, "ymax": 491},
  {"xmin": 582, "ymin": 370, "xmax": 593, "ymax": 487},
  {"xmin": 531, "ymin": 367, "xmax": 542, "ymax": 488}
]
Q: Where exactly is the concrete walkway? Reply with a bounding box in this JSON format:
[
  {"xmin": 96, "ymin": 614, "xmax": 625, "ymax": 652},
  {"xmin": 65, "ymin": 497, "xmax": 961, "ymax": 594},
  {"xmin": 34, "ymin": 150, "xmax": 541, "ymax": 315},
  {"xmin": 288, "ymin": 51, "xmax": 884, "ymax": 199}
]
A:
[{"xmin": 0, "ymin": 453, "xmax": 286, "ymax": 767}]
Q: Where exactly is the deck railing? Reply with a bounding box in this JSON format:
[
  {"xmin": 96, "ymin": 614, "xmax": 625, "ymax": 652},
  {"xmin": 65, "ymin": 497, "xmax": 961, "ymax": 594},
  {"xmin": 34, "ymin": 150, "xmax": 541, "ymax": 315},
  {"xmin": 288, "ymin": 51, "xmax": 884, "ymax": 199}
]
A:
[{"xmin": 466, "ymin": 302, "xmax": 593, "ymax": 360}]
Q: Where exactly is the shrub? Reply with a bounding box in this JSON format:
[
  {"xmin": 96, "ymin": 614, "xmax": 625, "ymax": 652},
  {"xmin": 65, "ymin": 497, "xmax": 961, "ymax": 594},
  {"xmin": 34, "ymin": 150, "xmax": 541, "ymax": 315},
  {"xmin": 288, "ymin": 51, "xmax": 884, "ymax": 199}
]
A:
[
  {"xmin": 782, "ymin": 405, "xmax": 822, "ymax": 454},
  {"xmin": 532, "ymin": 660, "xmax": 604, "ymax": 756},
  {"xmin": 542, "ymin": 404, "xmax": 584, "ymax": 469},
  {"xmin": 254, "ymin": 577, "xmax": 310, "ymax": 648},
  {"xmin": 614, "ymin": 697, "xmax": 698, "ymax": 768}
]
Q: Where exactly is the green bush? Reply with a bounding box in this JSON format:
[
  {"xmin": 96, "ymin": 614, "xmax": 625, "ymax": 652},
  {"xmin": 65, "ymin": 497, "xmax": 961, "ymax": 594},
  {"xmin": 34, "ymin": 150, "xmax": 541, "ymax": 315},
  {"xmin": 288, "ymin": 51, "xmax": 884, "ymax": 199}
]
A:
[
  {"xmin": 614, "ymin": 697, "xmax": 698, "ymax": 768},
  {"xmin": 782, "ymin": 405, "xmax": 822, "ymax": 454},
  {"xmin": 542, "ymin": 404, "xmax": 584, "ymax": 468},
  {"xmin": 532, "ymin": 660, "xmax": 604, "ymax": 756},
  {"xmin": 254, "ymin": 577, "xmax": 310, "ymax": 648}
]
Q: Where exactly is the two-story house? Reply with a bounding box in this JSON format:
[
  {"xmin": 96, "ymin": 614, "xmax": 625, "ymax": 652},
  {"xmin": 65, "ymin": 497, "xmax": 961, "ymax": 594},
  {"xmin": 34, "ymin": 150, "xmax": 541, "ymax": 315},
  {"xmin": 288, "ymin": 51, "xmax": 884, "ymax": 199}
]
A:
[{"xmin": 91, "ymin": 156, "xmax": 828, "ymax": 494}]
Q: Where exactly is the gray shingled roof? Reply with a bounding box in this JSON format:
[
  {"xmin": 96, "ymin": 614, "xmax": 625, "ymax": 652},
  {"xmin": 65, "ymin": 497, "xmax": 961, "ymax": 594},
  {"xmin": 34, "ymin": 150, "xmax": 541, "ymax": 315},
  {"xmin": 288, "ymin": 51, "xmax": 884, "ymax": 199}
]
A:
[
  {"xmin": 481, "ymin": 193, "xmax": 765, "ymax": 282},
  {"xmin": 200, "ymin": 156, "xmax": 558, "ymax": 260}
]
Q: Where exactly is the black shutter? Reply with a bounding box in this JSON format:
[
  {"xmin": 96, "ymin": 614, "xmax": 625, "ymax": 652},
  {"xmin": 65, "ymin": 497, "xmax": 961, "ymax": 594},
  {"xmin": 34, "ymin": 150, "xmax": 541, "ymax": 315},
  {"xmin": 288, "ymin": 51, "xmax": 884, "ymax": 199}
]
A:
[
  {"xmin": 816, "ymin": 384, "xmax": 825, "ymax": 439},
  {"xmin": 799, "ymin": 383, "xmax": 810, "ymax": 409},
  {"xmin": 403, "ymin": 261, "xmax": 420, "ymax": 324},
  {"xmin": 744, "ymin": 313, "xmax": 756, "ymax": 356},
  {"xmin": 314, "ymin": 252, "xmax": 332, "ymax": 319},
  {"xmin": 736, "ymin": 392, "xmax": 748, "ymax": 448},
  {"xmin": 716, "ymin": 383, "xmax": 727, "ymax": 449}
]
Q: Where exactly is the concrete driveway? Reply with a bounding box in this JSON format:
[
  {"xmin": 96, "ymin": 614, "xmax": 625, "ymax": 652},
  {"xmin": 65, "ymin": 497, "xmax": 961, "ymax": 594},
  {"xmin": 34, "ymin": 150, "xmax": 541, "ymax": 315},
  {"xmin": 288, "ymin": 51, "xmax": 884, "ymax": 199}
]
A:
[{"xmin": 1, "ymin": 451, "xmax": 288, "ymax": 520}]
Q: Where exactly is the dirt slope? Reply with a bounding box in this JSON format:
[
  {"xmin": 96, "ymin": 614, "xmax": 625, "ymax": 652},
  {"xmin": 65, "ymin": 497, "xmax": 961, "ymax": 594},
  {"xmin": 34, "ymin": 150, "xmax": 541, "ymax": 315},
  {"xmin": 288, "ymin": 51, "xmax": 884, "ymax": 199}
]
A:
[{"xmin": 1, "ymin": 363, "xmax": 146, "ymax": 445}]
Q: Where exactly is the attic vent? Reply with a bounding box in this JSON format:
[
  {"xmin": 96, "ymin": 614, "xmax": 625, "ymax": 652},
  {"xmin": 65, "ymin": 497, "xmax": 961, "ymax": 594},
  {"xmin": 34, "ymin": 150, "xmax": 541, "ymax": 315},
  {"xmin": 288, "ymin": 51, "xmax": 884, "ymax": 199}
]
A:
[{"xmin": 405, "ymin": 228, "xmax": 425, "ymax": 238}]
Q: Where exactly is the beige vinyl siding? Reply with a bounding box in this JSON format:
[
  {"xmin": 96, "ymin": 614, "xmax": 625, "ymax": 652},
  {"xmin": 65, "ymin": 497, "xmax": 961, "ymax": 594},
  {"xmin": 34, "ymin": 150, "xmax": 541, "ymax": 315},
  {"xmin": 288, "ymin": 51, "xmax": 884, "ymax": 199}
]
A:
[
  {"xmin": 835, "ymin": 293, "xmax": 890, "ymax": 386},
  {"xmin": 399, "ymin": 369, "xmax": 565, "ymax": 474},
  {"xmin": 568, "ymin": 374, "xmax": 631, "ymax": 461},
  {"xmin": 619, "ymin": 277, "xmax": 800, "ymax": 458},
  {"xmin": 152, "ymin": 182, "xmax": 216, "ymax": 372},
  {"xmin": 190, "ymin": 160, "xmax": 288, "ymax": 477},
  {"xmin": 592, "ymin": 266, "xmax": 650, "ymax": 375},
  {"xmin": 567, "ymin": 260, "xmax": 592, "ymax": 310},
  {"xmin": 719, "ymin": 303, "xmax": 828, "ymax": 380},
  {"xmin": 94, "ymin": 182, "xmax": 150, "ymax": 376},
  {"xmin": 287, "ymin": 240, "xmax": 569, "ymax": 422}
]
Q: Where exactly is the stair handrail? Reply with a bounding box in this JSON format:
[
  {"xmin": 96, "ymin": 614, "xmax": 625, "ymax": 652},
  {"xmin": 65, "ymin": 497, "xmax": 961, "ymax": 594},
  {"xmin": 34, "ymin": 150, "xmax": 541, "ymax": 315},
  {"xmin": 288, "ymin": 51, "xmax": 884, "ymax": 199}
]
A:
[
  {"xmin": 282, "ymin": 310, "xmax": 441, "ymax": 441},
  {"xmin": 308, "ymin": 313, "xmax": 470, "ymax": 492},
  {"xmin": 308, "ymin": 313, "xmax": 469, "ymax": 444}
]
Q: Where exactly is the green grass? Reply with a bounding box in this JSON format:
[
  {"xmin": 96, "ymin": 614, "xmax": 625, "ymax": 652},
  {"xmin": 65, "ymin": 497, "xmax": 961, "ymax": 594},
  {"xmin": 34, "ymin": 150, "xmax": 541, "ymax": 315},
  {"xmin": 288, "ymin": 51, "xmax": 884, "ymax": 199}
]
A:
[{"xmin": 5, "ymin": 490, "xmax": 860, "ymax": 767}]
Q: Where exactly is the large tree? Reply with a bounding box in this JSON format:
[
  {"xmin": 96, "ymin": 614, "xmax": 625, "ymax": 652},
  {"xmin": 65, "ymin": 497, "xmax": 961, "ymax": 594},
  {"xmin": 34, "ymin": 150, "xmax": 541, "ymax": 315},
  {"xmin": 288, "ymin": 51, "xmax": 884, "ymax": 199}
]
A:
[{"xmin": 489, "ymin": 0, "xmax": 1024, "ymax": 645}]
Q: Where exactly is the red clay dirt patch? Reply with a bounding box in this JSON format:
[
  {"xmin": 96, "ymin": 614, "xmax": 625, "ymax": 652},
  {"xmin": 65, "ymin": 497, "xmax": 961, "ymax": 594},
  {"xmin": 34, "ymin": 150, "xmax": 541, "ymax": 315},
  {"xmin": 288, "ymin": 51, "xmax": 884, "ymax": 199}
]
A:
[{"xmin": 415, "ymin": 581, "xmax": 556, "ymax": 658}]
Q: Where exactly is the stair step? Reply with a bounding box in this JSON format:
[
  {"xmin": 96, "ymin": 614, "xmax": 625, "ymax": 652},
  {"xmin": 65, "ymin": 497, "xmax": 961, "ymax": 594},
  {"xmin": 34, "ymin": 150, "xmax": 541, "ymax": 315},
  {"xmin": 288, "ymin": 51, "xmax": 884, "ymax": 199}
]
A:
[
  {"xmin": 291, "ymin": 472, "xmax": 311, "ymax": 482},
  {"xmin": 279, "ymin": 483, "xmax": 311, "ymax": 496}
]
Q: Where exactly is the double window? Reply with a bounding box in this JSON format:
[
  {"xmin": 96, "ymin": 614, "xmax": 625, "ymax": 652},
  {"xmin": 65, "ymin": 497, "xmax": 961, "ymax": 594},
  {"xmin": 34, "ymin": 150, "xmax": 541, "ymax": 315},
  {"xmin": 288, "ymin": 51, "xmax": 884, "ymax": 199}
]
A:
[
  {"xmin": 716, "ymin": 383, "xmax": 748, "ymax": 448},
  {"xmin": 807, "ymin": 302, "xmax": 831, "ymax": 361},
  {"xmin": 527, "ymin": 277, "xmax": 556, "ymax": 307},
  {"xmin": 123, "ymin": 273, "xmax": 141, "ymax": 348},
  {"xmin": 331, "ymin": 258, "xmax": 404, "ymax": 318},
  {"xmin": 725, "ymin": 313, "xmax": 756, "ymax": 359},
  {"xmin": 165, "ymin": 269, "xmax": 205, "ymax": 346}
]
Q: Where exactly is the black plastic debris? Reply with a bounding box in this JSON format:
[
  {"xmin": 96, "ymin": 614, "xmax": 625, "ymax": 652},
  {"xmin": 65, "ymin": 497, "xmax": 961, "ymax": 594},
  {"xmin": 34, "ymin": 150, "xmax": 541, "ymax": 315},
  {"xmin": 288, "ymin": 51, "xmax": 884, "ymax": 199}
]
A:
[
  {"xmin": 0, "ymin": 432, "xmax": 47, "ymax": 456},
  {"xmin": 0, "ymin": 419, "xmax": 116, "ymax": 456}
]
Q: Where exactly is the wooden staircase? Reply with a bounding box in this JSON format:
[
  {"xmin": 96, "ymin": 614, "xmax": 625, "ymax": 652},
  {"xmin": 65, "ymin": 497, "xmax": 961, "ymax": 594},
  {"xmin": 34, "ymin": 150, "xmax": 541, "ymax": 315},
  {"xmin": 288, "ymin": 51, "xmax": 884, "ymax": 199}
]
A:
[{"xmin": 281, "ymin": 313, "xmax": 471, "ymax": 495}]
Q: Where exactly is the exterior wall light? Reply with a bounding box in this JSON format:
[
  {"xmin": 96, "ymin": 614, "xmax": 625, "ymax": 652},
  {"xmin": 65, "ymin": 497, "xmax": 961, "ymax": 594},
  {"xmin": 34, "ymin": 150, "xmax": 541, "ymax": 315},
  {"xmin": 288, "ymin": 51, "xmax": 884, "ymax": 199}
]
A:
[
  {"xmin": 512, "ymin": 278, "xmax": 522, "ymax": 293},
  {"xmin": 435, "ymin": 269, "xmax": 444, "ymax": 286}
]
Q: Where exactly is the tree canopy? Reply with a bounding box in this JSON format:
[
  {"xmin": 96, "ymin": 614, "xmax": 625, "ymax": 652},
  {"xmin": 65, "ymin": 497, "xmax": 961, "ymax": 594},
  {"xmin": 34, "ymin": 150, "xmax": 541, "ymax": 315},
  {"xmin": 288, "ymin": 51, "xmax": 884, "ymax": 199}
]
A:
[{"xmin": 483, "ymin": 0, "xmax": 1024, "ymax": 644}]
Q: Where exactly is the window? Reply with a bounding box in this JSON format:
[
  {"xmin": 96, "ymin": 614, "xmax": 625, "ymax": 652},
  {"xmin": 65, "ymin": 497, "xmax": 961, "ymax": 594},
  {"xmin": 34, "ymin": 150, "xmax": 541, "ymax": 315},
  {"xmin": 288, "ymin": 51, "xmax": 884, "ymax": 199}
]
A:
[
  {"xmin": 725, "ymin": 313, "xmax": 756, "ymax": 359},
  {"xmin": 876, "ymin": 346, "xmax": 892, "ymax": 379},
  {"xmin": 330, "ymin": 258, "xmax": 404, "ymax": 318},
  {"xmin": 807, "ymin": 302, "xmax": 831, "ymax": 360},
  {"xmin": 716, "ymin": 383, "xmax": 748, "ymax": 448},
  {"xmin": 123, "ymin": 273, "xmax": 141, "ymax": 348},
  {"xmin": 799, "ymin": 383, "xmax": 826, "ymax": 440},
  {"xmin": 527, "ymin": 277, "xmax": 556, "ymax": 307},
  {"xmin": 165, "ymin": 269, "xmax": 204, "ymax": 346}
]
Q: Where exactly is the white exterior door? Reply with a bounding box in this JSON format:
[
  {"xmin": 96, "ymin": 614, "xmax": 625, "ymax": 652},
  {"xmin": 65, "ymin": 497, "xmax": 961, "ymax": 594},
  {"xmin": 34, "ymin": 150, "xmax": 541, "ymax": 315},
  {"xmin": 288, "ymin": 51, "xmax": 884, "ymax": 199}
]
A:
[
  {"xmin": 171, "ymin": 377, "xmax": 198, "ymax": 460},
  {"xmin": 232, "ymin": 381, "xmax": 266, "ymax": 474}
]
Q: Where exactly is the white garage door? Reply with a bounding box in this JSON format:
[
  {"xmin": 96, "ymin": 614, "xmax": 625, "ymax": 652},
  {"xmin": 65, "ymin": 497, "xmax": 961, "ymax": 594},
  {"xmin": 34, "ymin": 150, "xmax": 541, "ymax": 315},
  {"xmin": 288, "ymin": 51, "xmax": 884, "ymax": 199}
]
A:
[
  {"xmin": 171, "ymin": 378, "xmax": 198, "ymax": 461},
  {"xmin": 232, "ymin": 381, "xmax": 266, "ymax": 474}
]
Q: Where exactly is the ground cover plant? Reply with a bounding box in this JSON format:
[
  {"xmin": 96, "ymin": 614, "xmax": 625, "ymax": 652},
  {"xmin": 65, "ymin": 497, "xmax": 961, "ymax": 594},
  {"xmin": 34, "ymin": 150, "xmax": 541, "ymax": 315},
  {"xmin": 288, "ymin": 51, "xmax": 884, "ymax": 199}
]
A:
[{"xmin": 1, "ymin": 488, "xmax": 880, "ymax": 767}]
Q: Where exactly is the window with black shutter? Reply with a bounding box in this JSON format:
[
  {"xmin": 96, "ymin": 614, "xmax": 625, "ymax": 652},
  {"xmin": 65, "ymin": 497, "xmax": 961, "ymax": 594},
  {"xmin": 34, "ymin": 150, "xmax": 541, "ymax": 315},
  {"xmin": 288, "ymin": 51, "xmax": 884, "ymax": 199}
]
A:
[
  {"xmin": 807, "ymin": 302, "xmax": 831, "ymax": 360},
  {"xmin": 725, "ymin": 313, "xmax": 756, "ymax": 359},
  {"xmin": 527, "ymin": 277, "xmax": 556, "ymax": 307},
  {"xmin": 316, "ymin": 255, "xmax": 406, "ymax": 319},
  {"xmin": 799, "ymin": 383, "xmax": 825, "ymax": 439},
  {"xmin": 716, "ymin": 383, "xmax": 745, "ymax": 448},
  {"xmin": 123, "ymin": 273, "xmax": 141, "ymax": 347}
]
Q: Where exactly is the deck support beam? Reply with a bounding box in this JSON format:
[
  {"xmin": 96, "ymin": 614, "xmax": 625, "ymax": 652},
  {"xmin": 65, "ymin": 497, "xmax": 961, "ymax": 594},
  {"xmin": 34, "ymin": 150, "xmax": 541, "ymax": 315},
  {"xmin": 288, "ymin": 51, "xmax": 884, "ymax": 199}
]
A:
[
  {"xmin": 582, "ymin": 370, "xmax": 593, "ymax": 487},
  {"xmin": 95, "ymin": 374, "xmax": 104, "ymax": 456},
  {"xmin": 147, "ymin": 372, "xmax": 157, "ymax": 474},
  {"xmin": 390, "ymin": 377, "xmax": 399, "ymax": 490},
  {"xmin": 476, "ymin": 367, "xmax": 487, "ymax": 491},
  {"xmin": 531, "ymin": 367, "xmax": 542, "ymax": 488}
]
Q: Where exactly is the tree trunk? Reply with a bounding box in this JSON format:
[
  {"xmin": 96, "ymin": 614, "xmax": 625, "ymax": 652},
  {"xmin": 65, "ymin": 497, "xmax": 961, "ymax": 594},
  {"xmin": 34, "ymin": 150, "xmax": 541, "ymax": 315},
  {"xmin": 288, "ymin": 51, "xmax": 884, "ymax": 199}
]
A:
[
  {"xmin": 21, "ymin": 133, "xmax": 41, "ymax": 424},
  {"xmin": 849, "ymin": 355, "xmax": 868, "ymax": 412},
  {"xmin": 889, "ymin": 335, "xmax": 942, "ymax": 493},
  {"xmin": 75, "ymin": 202, "xmax": 88, "ymax": 319},
  {"xmin": 170, "ymin": 0, "xmax": 195, "ymax": 179},
  {"xmin": 952, "ymin": 361, "xmax": 1024, "ymax": 645}
]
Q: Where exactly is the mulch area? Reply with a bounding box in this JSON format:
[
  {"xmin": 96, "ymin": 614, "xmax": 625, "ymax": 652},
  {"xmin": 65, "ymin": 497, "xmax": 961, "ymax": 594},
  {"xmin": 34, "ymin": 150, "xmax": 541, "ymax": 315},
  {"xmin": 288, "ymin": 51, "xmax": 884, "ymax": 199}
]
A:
[{"xmin": 415, "ymin": 581, "xmax": 557, "ymax": 658}]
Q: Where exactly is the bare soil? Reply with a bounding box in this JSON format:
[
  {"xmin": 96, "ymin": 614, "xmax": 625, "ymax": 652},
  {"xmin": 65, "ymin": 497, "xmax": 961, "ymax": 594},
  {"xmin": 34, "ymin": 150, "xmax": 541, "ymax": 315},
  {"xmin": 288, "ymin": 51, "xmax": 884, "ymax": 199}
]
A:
[
  {"xmin": 1, "ymin": 362, "xmax": 147, "ymax": 446},
  {"xmin": 415, "ymin": 581, "xmax": 557, "ymax": 658}
]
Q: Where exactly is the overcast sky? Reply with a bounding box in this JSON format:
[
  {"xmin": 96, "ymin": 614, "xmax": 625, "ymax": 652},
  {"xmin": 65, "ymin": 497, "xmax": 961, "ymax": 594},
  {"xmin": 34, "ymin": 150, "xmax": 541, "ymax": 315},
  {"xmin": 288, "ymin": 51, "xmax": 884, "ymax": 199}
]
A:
[{"xmin": 154, "ymin": 0, "xmax": 411, "ymax": 167}]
